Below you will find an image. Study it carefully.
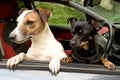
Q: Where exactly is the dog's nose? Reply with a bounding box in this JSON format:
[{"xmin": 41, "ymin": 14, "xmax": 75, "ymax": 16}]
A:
[
  {"xmin": 70, "ymin": 41, "xmax": 76, "ymax": 46},
  {"xmin": 9, "ymin": 34, "xmax": 16, "ymax": 41}
]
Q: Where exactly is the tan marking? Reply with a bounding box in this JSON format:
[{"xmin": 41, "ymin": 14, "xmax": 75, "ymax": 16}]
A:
[
  {"xmin": 18, "ymin": 8, "xmax": 28, "ymax": 15},
  {"xmin": 89, "ymin": 36, "xmax": 92, "ymax": 40},
  {"xmin": 79, "ymin": 30, "xmax": 82, "ymax": 33},
  {"xmin": 37, "ymin": 8, "xmax": 52, "ymax": 23},
  {"xmin": 92, "ymin": 20, "xmax": 100, "ymax": 30},
  {"xmin": 19, "ymin": 11, "xmax": 44, "ymax": 36},
  {"xmin": 61, "ymin": 56, "xmax": 73, "ymax": 63},
  {"xmin": 18, "ymin": 8, "xmax": 51, "ymax": 36},
  {"xmin": 101, "ymin": 55, "xmax": 116, "ymax": 70},
  {"xmin": 80, "ymin": 41, "xmax": 89, "ymax": 50}
]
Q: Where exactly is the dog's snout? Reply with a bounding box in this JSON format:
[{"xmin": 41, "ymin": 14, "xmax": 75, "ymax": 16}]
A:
[
  {"xmin": 70, "ymin": 41, "xmax": 76, "ymax": 45},
  {"xmin": 9, "ymin": 34, "xmax": 16, "ymax": 41},
  {"xmin": 70, "ymin": 40, "xmax": 77, "ymax": 47}
]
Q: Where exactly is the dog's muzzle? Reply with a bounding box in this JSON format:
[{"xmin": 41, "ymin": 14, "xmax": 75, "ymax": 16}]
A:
[
  {"xmin": 9, "ymin": 34, "xmax": 16, "ymax": 41},
  {"xmin": 9, "ymin": 34, "xmax": 32, "ymax": 44},
  {"xmin": 70, "ymin": 40, "xmax": 76, "ymax": 48}
]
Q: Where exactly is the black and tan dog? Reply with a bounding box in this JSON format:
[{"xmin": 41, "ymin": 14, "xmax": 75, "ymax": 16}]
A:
[{"xmin": 66, "ymin": 17, "xmax": 116, "ymax": 70}]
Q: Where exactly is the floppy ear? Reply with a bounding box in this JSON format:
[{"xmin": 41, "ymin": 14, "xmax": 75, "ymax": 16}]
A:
[
  {"xmin": 18, "ymin": 8, "xmax": 28, "ymax": 15},
  {"xmin": 37, "ymin": 8, "xmax": 52, "ymax": 23},
  {"xmin": 92, "ymin": 20, "xmax": 105, "ymax": 29},
  {"xmin": 67, "ymin": 17, "xmax": 78, "ymax": 27}
]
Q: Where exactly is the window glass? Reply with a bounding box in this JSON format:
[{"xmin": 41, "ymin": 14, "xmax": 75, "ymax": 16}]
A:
[
  {"xmin": 35, "ymin": 1, "xmax": 86, "ymax": 26},
  {"xmin": 72, "ymin": 0, "xmax": 120, "ymax": 23}
]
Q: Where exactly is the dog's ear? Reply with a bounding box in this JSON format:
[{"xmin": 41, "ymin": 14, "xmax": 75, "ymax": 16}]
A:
[
  {"xmin": 91, "ymin": 20, "xmax": 105, "ymax": 29},
  {"xmin": 67, "ymin": 17, "xmax": 78, "ymax": 27},
  {"xmin": 18, "ymin": 8, "xmax": 28, "ymax": 15},
  {"xmin": 37, "ymin": 8, "xmax": 52, "ymax": 23}
]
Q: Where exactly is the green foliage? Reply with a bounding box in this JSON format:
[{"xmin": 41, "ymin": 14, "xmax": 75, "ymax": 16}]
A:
[
  {"xmin": 17, "ymin": 1, "xmax": 120, "ymax": 25},
  {"xmin": 17, "ymin": 0, "xmax": 25, "ymax": 8},
  {"xmin": 35, "ymin": 2, "xmax": 85, "ymax": 25}
]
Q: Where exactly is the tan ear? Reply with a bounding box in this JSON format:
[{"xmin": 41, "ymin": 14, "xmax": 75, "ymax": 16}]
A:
[
  {"xmin": 92, "ymin": 19, "xmax": 105, "ymax": 27},
  {"xmin": 37, "ymin": 8, "xmax": 52, "ymax": 23},
  {"xmin": 18, "ymin": 8, "xmax": 28, "ymax": 15}
]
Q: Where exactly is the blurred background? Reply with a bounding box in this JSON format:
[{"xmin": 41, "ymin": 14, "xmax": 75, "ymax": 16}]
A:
[{"xmin": 17, "ymin": 0, "xmax": 120, "ymax": 25}]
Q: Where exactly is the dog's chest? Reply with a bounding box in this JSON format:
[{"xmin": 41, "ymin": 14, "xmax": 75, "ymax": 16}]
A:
[
  {"xmin": 77, "ymin": 47, "xmax": 96, "ymax": 57},
  {"xmin": 26, "ymin": 39, "xmax": 63, "ymax": 61}
]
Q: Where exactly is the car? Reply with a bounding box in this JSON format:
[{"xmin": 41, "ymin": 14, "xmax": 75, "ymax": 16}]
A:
[{"xmin": 0, "ymin": 0, "xmax": 120, "ymax": 80}]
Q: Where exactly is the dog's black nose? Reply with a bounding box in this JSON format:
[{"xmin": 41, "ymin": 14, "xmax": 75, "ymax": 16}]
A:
[
  {"xmin": 70, "ymin": 41, "xmax": 76, "ymax": 46},
  {"xmin": 70, "ymin": 41, "xmax": 76, "ymax": 49},
  {"xmin": 9, "ymin": 34, "xmax": 16, "ymax": 41}
]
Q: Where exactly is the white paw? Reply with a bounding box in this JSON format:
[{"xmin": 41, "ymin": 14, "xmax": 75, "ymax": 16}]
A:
[
  {"xmin": 49, "ymin": 58, "xmax": 60, "ymax": 75},
  {"xmin": 7, "ymin": 53, "xmax": 25, "ymax": 69}
]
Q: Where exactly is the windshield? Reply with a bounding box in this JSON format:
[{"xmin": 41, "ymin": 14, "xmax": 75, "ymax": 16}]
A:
[{"xmin": 72, "ymin": 0, "xmax": 120, "ymax": 23}]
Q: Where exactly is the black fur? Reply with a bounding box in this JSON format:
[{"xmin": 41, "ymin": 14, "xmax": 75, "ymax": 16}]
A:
[{"xmin": 68, "ymin": 17, "xmax": 106, "ymax": 63}]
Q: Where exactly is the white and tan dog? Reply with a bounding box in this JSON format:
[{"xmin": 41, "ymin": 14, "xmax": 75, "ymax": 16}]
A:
[{"xmin": 7, "ymin": 8, "xmax": 67, "ymax": 74}]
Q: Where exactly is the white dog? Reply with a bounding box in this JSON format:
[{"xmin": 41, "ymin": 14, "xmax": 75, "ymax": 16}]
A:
[{"xmin": 7, "ymin": 8, "xmax": 67, "ymax": 74}]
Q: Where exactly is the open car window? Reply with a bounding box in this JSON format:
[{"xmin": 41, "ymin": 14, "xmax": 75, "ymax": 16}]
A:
[
  {"xmin": 0, "ymin": 0, "xmax": 120, "ymax": 79},
  {"xmin": 0, "ymin": 59, "xmax": 120, "ymax": 80}
]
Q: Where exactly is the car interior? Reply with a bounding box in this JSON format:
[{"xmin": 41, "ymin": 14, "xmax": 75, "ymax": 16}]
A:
[{"xmin": 0, "ymin": 0, "xmax": 120, "ymax": 78}]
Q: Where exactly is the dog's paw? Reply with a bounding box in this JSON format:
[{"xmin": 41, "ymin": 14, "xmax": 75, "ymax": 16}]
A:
[
  {"xmin": 49, "ymin": 58, "xmax": 60, "ymax": 75},
  {"xmin": 7, "ymin": 56, "xmax": 21, "ymax": 69},
  {"xmin": 61, "ymin": 56, "xmax": 73, "ymax": 63},
  {"xmin": 103, "ymin": 61, "xmax": 116, "ymax": 70},
  {"xmin": 7, "ymin": 53, "xmax": 25, "ymax": 70}
]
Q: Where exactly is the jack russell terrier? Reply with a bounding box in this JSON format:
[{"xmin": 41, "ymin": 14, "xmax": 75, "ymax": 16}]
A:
[{"xmin": 7, "ymin": 8, "xmax": 67, "ymax": 74}]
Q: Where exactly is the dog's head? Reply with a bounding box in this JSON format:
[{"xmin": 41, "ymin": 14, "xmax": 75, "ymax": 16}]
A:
[
  {"xmin": 68, "ymin": 17, "xmax": 95, "ymax": 50},
  {"xmin": 9, "ymin": 8, "xmax": 51, "ymax": 44}
]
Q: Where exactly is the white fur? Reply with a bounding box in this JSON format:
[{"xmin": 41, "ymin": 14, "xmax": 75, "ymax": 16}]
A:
[
  {"xmin": 7, "ymin": 10, "xmax": 67, "ymax": 74},
  {"xmin": 9, "ymin": 10, "xmax": 32, "ymax": 43}
]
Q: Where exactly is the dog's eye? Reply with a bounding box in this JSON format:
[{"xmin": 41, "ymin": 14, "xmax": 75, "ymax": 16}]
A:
[
  {"xmin": 78, "ymin": 29, "xmax": 83, "ymax": 34},
  {"xmin": 26, "ymin": 20, "xmax": 34, "ymax": 25},
  {"xmin": 72, "ymin": 32, "xmax": 76, "ymax": 35},
  {"xmin": 71, "ymin": 30, "xmax": 76, "ymax": 35},
  {"xmin": 79, "ymin": 30, "xmax": 83, "ymax": 33}
]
